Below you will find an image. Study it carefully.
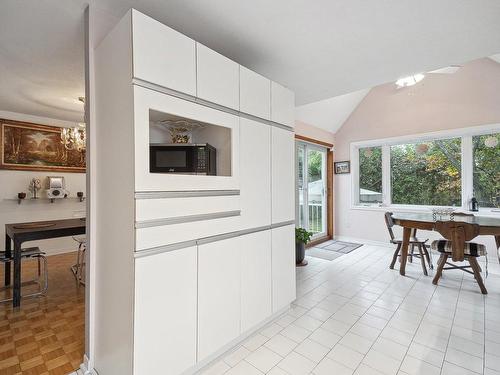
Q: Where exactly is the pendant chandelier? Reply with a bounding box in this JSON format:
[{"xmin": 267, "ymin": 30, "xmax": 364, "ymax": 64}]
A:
[{"xmin": 61, "ymin": 97, "xmax": 86, "ymax": 152}]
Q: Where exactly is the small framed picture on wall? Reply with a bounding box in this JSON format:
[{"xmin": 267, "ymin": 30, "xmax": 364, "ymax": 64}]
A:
[{"xmin": 334, "ymin": 161, "xmax": 350, "ymax": 174}]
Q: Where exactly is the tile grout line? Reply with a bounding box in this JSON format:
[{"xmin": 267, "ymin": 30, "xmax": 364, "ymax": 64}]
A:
[{"xmin": 438, "ymin": 271, "xmax": 464, "ymax": 375}]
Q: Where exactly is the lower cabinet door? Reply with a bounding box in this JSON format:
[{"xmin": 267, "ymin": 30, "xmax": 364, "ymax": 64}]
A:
[
  {"xmin": 240, "ymin": 230, "xmax": 272, "ymax": 333},
  {"xmin": 272, "ymin": 224, "xmax": 296, "ymax": 312},
  {"xmin": 198, "ymin": 237, "xmax": 241, "ymax": 361},
  {"xmin": 134, "ymin": 246, "xmax": 197, "ymax": 375}
]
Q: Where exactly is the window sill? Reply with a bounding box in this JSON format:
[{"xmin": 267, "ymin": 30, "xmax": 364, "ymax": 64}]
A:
[{"xmin": 350, "ymin": 204, "xmax": 500, "ymax": 216}]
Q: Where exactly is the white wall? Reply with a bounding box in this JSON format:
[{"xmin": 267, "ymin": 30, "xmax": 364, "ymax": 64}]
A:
[{"xmin": 0, "ymin": 111, "xmax": 86, "ymax": 255}]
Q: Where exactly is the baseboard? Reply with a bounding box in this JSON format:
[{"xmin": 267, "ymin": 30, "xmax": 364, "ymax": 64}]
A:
[
  {"xmin": 79, "ymin": 354, "xmax": 99, "ymax": 375},
  {"xmin": 334, "ymin": 235, "xmax": 392, "ymax": 248},
  {"xmin": 186, "ymin": 305, "xmax": 291, "ymax": 374}
]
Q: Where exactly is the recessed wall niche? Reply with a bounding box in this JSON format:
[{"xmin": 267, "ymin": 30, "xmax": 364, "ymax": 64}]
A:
[{"xmin": 149, "ymin": 110, "xmax": 232, "ymax": 176}]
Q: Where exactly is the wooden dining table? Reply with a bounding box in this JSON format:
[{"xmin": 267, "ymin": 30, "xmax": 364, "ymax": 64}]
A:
[
  {"xmin": 392, "ymin": 212, "xmax": 500, "ymax": 276},
  {"xmin": 4, "ymin": 218, "xmax": 86, "ymax": 307}
]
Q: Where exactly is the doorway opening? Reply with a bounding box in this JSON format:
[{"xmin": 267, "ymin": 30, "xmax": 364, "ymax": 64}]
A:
[
  {"xmin": 295, "ymin": 136, "xmax": 334, "ymax": 243},
  {"xmin": 0, "ymin": 2, "xmax": 88, "ymax": 374}
]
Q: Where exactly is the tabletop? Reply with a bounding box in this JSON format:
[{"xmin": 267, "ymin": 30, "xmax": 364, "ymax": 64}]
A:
[
  {"xmin": 391, "ymin": 212, "xmax": 500, "ymax": 228},
  {"xmin": 5, "ymin": 218, "xmax": 86, "ymax": 239}
]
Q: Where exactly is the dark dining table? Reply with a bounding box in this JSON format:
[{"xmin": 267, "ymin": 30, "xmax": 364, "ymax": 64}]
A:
[
  {"xmin": 392, "ymin": 212, "xmax": 500, "ymax": 276},
  {"xmin": 4, "ymin": 218, "xmax": 86, "ymax": 307}
]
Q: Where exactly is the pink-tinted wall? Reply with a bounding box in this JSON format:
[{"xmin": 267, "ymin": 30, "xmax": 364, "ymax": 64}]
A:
[
  {"xmin": 333, "ymin": 57, "xmax": 500, "ymax": 249},
  {"xmin": 295, "ymin": 120, "xmax": 334, "ymax": 144},
  {"xmin": 334, "ymin": 57, "xmax": 500, "ymax": 159}
]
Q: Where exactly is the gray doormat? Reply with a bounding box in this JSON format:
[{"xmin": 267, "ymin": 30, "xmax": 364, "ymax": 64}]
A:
[{"xmin": 307, "ymin": 240, "xmax": 363, "ymax": 261}]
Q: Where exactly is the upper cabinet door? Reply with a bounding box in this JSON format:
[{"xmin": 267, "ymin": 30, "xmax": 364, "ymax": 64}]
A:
[
  {"xmin": 132, "ymin": 10, "xmax": 197, "ymax": 95},
  {"xmin": 271, "ymin": 127, "xmax": 295, "ymax": 224},
  {"xmin": 196, "ymin": 43, "xmax": 240, "ymax": 110},
  {"xmin": 240, "ymin": 66, "xmax": 271, "ymax": 120},
  {"xmin": 271, "ymin": 82, "xmax": 295, "ymax": 127}
]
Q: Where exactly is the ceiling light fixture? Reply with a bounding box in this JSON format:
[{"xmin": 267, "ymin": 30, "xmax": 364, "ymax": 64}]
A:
[{"xmin": 396, "ymin": 73, "xmax": 425, "ymax": 88}]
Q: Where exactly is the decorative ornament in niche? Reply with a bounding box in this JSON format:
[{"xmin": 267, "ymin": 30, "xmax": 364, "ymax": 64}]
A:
[
  {"xmin": 157, "ymin": 119, "xmax": 206, "ymax": 144},
  {"xmin": 484, "ymin": 136, "xmax": 498, "ymax": 148},
  {"xmin": 416, "ymin": 143, "xmax": 429, "ymax": 154}
]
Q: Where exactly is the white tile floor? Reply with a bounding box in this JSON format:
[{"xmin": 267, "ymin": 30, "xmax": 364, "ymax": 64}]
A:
[{"xmin": 199, "ymin": 243, "xmax": 500, "ymax": 375}]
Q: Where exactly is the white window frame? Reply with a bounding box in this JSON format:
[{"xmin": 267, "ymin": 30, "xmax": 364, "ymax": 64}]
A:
[{"xmin": 350, "ymin": 123, "xmax": 500, "ymax": 214}]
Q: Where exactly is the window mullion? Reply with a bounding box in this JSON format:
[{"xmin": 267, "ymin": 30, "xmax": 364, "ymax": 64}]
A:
[
  {"xmin": 462, "ymin": 135, "xmax": 473, "ymax": 210},
  {"xmin": 382, "ymin": 145, "xmax": 391, "ymax": 206}
]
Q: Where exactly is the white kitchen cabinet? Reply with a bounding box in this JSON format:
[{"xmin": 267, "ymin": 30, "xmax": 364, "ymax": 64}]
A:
[
  {"xmin": 240, "ymin": 66, "xmax": 271, "ymax": 120},
  {"xmin": 240, "ymin": 230, "xmax": 272, "ymax": 333},
  {"xmin": 197, "ymin": 43, "xmax": 240, "ymax": 110},
  {"xmin": 134, "ymin": 246, "xmax": 197, "ymax": 375},
  {"xmin": 198, "ymin": 237, "xmax": 241, "ymax": 361},
  {"xmin": 272, "ymin": 224, "xmax": 296, "ymax": 312},
  {"xmin": 240, "ymin": 118, "xmax": 271, "ymax": 230},
  {"xmin": 132, "ymin": 10, "xmax": 196, "ymax": 95},
  {"xmin": 271, "ymin": 127, "xmax": 295, "ymax": 223},
  {"xmin": 271, "ymin": 82, "xmax": 295, "ymax": 127}
]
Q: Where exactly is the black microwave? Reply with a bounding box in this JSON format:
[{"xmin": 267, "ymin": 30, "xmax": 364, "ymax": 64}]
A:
[{"xmin": 150, "ymin": 143, "xmax": 216, "ymax": 175}]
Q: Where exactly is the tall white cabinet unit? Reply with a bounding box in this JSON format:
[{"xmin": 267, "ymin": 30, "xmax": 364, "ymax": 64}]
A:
[{"xmin": 94, "ymin": 9, "xmax": 295, "ymax": 375}]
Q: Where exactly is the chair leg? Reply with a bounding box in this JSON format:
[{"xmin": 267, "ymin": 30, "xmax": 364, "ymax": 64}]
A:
[
  {"xmin": 390, "ymin": 243, "xmax": 401, "ymax": 269},
  {"xmin": 409, "ymin": 244, "xmax": 414, "ymax": 263},
  {"xmin": 417, "ymin": 244, "xmax": 428, "ymax": 276},
  {"xmin": 469, "ymin": 257, "xmax": 487, "ymax": 294},
  {"xmin": 433, "ymin": 254, "xmax": 447, "ymax": 285},
  {"xmin": 422, "ymin": 245, "xmax": 433, "ymax": 270}
]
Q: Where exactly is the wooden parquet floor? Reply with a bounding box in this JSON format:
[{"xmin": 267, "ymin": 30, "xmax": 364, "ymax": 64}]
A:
[{"xmin": 0, "ymin": 252, "xmax": 84, "ymax": 375}]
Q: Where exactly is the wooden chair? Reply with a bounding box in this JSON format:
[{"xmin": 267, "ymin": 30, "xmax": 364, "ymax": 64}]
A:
[
  {"xmin": 431, "ymin": 217, "xmax": 487, "ymax": 294},
  {"xmin": 385, "ymin": 212, "xmax": 432, "ymax": 275}
]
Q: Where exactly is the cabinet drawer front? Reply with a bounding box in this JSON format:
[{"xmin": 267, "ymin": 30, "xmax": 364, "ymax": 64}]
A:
[
  {"xmin": 240, "ymin": 66, "xmax": 271, "ymax": 120},
  {"xmin": 134, "ymin": 246, "xmax": 197, "ymax": 375},
  {"xmin": 196, "ymin": 43, "xmax": 240, "ymax": 110},
  {"xmin": 132, "ymin": 10, "xmax": 196, "ymax": 95},
  {"xmin": 135, "ymin": 215, "xmax": 241, "ymax": 250},
  {"xmin": 198, "ymin": 237, "xmax": 241, "ymax": 361},
  {"xmin": 240, "ymin": 230, "xmax": 272, "ymax": 333},
  {"xmin": 272, "ymin": 224, "xmax": 296, "ymax": 312},
  {"xmin": 136, "ymin": 195, "xmax": 240, "ymax": 221}
]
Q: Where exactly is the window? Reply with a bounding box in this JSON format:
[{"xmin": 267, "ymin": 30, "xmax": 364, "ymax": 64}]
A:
[
  {"xmin": 352, "ymin": 126, "xmax": 500, "ymax": 211},
  {"xmin": 473, "ymin": 133, "xmax": 500, "ymax": 208},
  {"xmin": 359, "ymin": 146, "xmax": 382, "ymax": 204},
  {"xmin": 391, "ymin": 139, "xmax": 461, "ymax": 206}
]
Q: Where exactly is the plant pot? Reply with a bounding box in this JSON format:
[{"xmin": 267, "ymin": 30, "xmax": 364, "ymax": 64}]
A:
[{"xmin": 296, "ymin": 241, "xmax": 306, "ymax": 264}]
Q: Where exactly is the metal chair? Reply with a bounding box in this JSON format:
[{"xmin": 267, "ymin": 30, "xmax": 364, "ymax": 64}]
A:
[
  {"xmin": 71, "ymin": 235, "xmax": 86, "ymax": 285},
  {"xmin": 0, "ymin": 246, "xmax": 48, "ymax": 303},
  {"xmin": 431, "ymin": 218, "xmax": 487, "ymax": 294},
  {"xmin": 385, "ymin": 212, "xmax": 433, "ymax": 275}
]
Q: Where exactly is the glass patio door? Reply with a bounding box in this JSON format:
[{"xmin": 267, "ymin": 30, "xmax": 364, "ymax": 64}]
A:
[{"xmin": 296, "ymin": 142, "xmax": 327, "ymax": 238}]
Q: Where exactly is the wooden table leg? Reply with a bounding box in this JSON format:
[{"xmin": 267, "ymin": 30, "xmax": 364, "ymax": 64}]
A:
[
  {"xmin": 13, "ymin": 239, "xmax": 21, "ymax": 308},
  {"xmin": 496, "ymin": 235, "xmax": 500, "ymax": 263},
  {"xmin": 400, "ymin": 227, "xmax": 412, "ymax": 276},
  {"xmin": 4, "ymin": 234, "xmax": 11, "ymax": 286}
]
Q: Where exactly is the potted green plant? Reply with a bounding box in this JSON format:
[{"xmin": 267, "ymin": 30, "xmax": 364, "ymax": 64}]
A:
[{"xmin": 295, "ymin": 227, "xmax": 313, "ymax": 266}]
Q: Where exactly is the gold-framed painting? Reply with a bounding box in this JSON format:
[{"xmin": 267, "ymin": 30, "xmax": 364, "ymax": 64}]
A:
[{"xmin": 0, "ymin": 119, "xmax": 86, "ymax": 173}]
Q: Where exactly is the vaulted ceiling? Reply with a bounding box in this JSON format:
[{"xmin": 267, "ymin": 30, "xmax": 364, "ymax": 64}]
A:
[{"xmin": 1, "ymin": 0, "xmax": 500, "ymax": 123}]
